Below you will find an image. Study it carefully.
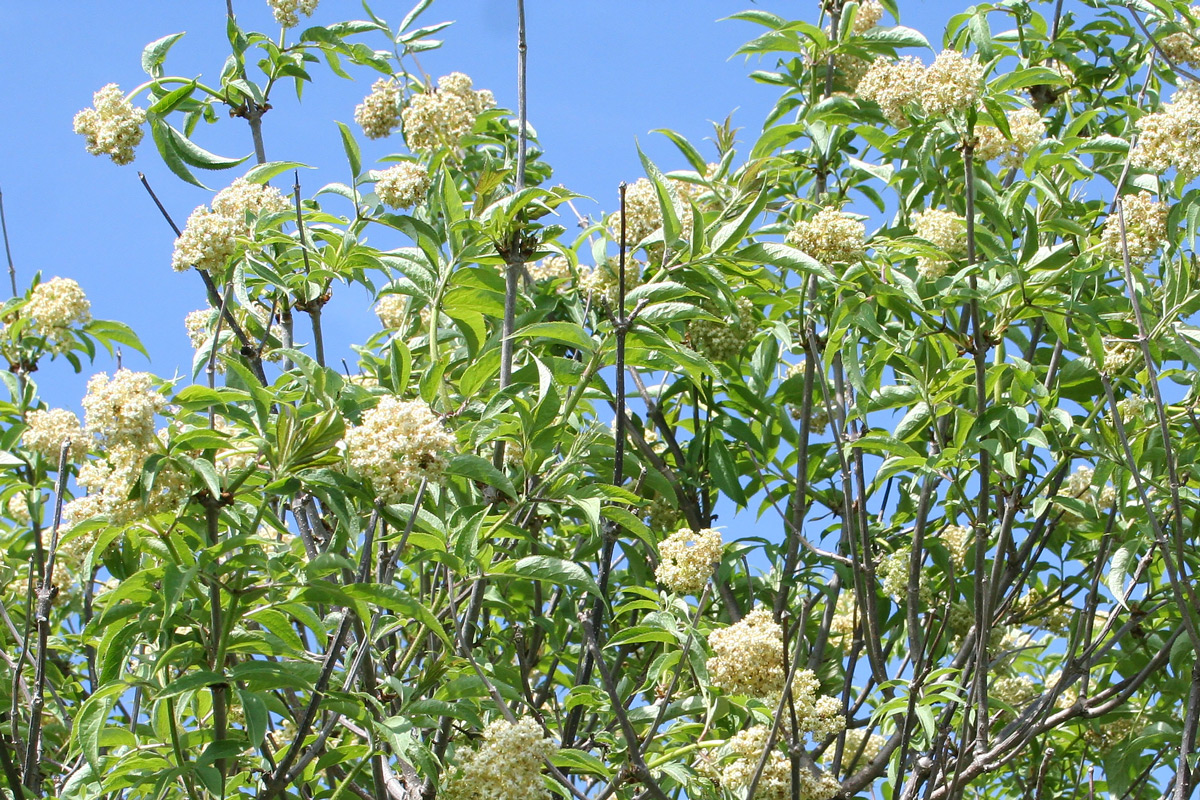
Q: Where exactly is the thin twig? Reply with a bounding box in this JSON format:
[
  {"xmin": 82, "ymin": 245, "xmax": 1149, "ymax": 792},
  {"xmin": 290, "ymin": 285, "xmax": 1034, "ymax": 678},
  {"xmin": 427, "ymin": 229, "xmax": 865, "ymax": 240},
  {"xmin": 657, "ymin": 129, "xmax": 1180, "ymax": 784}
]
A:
[{"xmin": 0, "ymin": 183, "xmax": 17, "ymax": 297}]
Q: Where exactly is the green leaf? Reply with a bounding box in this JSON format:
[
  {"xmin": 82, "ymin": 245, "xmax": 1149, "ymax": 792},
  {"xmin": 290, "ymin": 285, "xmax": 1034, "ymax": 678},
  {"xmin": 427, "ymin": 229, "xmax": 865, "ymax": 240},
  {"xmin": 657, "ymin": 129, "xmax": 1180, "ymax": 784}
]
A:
[
  {"xmin": 499, "ymin": 555, "xmax": 602, "ymax": 597},
  {"xmin": 336, "ymin": 121, "xmax": 362, "ymax": 178},
  {"xmin": 150, "ymin": 118, "xmax": 205, "ymax": 188},
  {"xmin": 444, "ymin": 453, "xmax": 518, "ymax": 501},
  {"xmin": 83, "ymin": 319, "xmax": 150, "ymax": 358},
  {"xmin": 517, "ymin": 321, "xmax": 596, "ymax": 353},
  {"xmin": 709, "ymin": 438, "xmax": 748, "ymax": 506},
  {"xmin": 1108, "ymin": 545, "xmax": 1134, "ymax": 609},
  {"xmin": 244, "ymin": 161, "xmax": 311, "ymax": 184},
  {"xmin": 163, "ymin": 123, "xmax": 250, "ymax": 170},
  {"xmin": 142, "ymin": 32, "xmax": 186, "ymax": 77}
]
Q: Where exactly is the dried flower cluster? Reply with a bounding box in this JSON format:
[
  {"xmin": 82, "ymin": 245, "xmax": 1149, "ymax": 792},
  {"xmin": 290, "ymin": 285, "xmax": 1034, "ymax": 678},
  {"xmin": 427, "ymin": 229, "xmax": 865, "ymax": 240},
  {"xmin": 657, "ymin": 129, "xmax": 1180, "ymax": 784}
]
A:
[
  {"xmin": 1100, "ymin": 192, "xmax": 1169, "ymax": 265},
  {"xmin": 609, "ymin": 177, "xmax": 695, "ymax": 250},
  {"xmin": 24, "ymin": 277, "xmax": 91, "ymax": 350},
  {"xmin": 858, "ymin": 51, "xmax": 982, "ymax": 125},
  {"xmin": 375, "ymin": 295, "xmax": 408, "ymax": 330},
  {"xmin": 974, "ymin": 108, "xmax": 1046, "ymax": 168},
  {"xmin": 722, "ymin": 726, "xmax": 841, "ymax": 800},
  {"xmin": 23, "ymin": 408, "xmax": 85, "ymax": 463},
  {"xmin": 355, "ymin": 79, "xmax": 403, "ymax": 140},
  {"xmin": 267, "ymin": 0, "xmax": 318, "ymax": 28},
  {"xmin": 1131, "ymin": 83, "xmax": 1200, "ymax": 180},
  {"xmin": 655, "ymin": 526, "xmax": 723, "ymax": 593},
  {"xmin": 82, "ymin": 370, "xmax": 167, "ymax": 449},
  {"xmin": 345, "ymin": 397, "xmax": 456, "ymax": 502},
  {"xmin": 401, "ymin": 73, "xmax": 495, "ymax": 152},
  {"xmin": 172, "ymin": 179, "xmax": 289, "ymax": 273},
  {"xmin": 912, "ymin": 208, "xmax": 968, "ymax": 280},
  {"xmin": 786, "ymin": 207, "xmax": 867, "ymax": 267},
  {"xmin": 686, "ymin": 296, "xmax": 756, "ymax": 363},
  {"xmin": 374, "ymin": 162, "xmax": 430, "ymax": 209},
  {"xmin": 73, "ymin": 84, "xmax": 146, "ymax": 165},
  {"xmin": 442, "ymin": 718, "xmax": 556, "ymax": 800}
]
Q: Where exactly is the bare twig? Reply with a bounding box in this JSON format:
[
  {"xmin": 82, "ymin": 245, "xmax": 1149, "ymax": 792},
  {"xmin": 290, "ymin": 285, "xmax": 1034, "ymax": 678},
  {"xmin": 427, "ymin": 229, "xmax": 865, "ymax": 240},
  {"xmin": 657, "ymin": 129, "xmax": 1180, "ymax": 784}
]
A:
[{"xmin": 0, "ymin": 183, "xmax": 17, "ymax": 296}]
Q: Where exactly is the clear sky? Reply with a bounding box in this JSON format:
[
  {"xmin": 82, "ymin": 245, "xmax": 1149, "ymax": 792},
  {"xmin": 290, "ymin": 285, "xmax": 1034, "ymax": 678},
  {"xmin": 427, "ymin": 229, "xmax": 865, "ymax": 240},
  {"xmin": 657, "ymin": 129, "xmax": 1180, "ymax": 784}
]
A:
[{"xmin": 0, "ymin": 0, "xmax": 957, "ymax": 412}]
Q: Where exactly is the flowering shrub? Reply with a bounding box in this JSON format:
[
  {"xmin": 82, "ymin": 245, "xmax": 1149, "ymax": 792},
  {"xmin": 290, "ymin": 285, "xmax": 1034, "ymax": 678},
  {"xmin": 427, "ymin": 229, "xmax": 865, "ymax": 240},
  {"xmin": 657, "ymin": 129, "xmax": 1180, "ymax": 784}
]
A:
[{"xmin": 3, "ymin": 1, "xmax": 1200, "ymax": 800}]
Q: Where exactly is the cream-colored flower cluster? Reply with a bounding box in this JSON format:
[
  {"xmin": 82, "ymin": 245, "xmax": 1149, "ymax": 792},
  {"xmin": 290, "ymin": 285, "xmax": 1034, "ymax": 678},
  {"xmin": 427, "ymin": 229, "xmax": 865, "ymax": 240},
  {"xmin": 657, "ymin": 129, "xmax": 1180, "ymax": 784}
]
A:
[
  {"xmin": 992, "ymin": 674, "xmax": 1039, "ymax": 714},
  {"xmin": 401, "ymin": 73, "xmax": 495, "ymax": 152},
  {"xmin": 974, "ymin": 108, "xmax": 1046, "ymax": 168},
  {"xmin": 708, "ymin": 608, "xmax": 789, "ymax": 697},
  {"xmin": 609, "ymin": 177, "xmax": 695, "ymax": 250},
  {"xmin": 25, "ymin": 277, "xmax": 92, "ymax": 349},
  {"xmin": 443, "ymin": 717, "xmax": 556, "ymax": 800},
  {"xmin": 82, "ymin": 370, "xmax": 167, "ymax": 449},
  {"xmin": 842, "ymin": 728, "xmax": 887, "ymax": 768},
  {"xmin": 858, "ymin": 51, "xmax": 982, "ymax": 125},
  {"xmin": 581, "ymin": 259, "xmax": 641, "ymax": 309},
  {"xmin": 374, "ymin": 162, "xmax": 430, "ymax": 209},
  {"xmin": 356, "ymin": 79, "xmax": 403, "ymax": 140},
  {"xmin": 1013, "ymin": 590, "xmax": 1074, "ymax": 635},
  {"xmin": 912, "ymin": 208, "xmax": 968, "ymax": 280},
  {"xmin": 786, "ymin": 207, "xmax": 867, "ymax": 267},
  {"xmin": 184, "ymin": 304, "xmax": 284, "ymax": 370},
  {"xmin": 1102, "ymin": 337, "xmax": 1139, "ymax": 374},
  {"xmin": 267, "ymin": 0, "xmax": 318, "ymax": 28},
  {"xmin": 528, "ymin": 255, "xmax": 574, "ymax": 291},
  {"xmin": 1161, "ymin": 31, "xmax": 1200, "ymax": 67},
  {"xmin": 1131, "ymin": 83, "xmax": 1200, "ymax": 179},
  {"xmin": 937, "ymin": 524, "xmax": 971, "ymax": 566},
  {"xmin": 852, "ymin": 0, "xmax": 884, "ymax": 33},
  {"xmin": 67, "ymin": 440, "xmax": 188, "ymax": 525},
  {"xmin": 656, "ymin": 527, "xmax": 723, "ymax": 593},
  {"xmin": 1100, "ymin": 192, "xmax": 1169, "ymax": 265},
  {"xmin": 23, "ymin": 408, "xmax": 85, "ymax": 463},
  {"xmin": 686, "ymin": 296, "xmax": 756, "ymax": 363},
  {"xmin": 6, "ymin": 490, "xmax": 37, "ymax": 525},
  {"xmin": 1117, "ymin": 395, "xmax": 1148, "ymax": 421},
  {"xmin": 829, "ymin": 591, "xmax": 858, "ymax": 644},
  {"xmin": 793, "ymin": 669, "xmax": 848, "ymax": 737},
  {"xmin": 1066, "ymin": 466, "xmax": 1093, "ymax": 498},
  {"xmin": 73, "ymin": 84, "xmax": 146, "ymax": 165},
  {"xmin": 722, "ymin": 726, "xmax": 841, "ymax": 800},
  {"xmin": 172, "ymin": 179, "xmax": 289, "ymax": 273},
  {"xmin": 375, "ymin": 295, "xmax": 408, "ymax": 330},
  {"xmin": 879, "ymin": 546, "xmax": 930, "ymax": 603},
  {"xmin": 345, "ymin": 397, "xmax": 456, "ymax": 502},
  {"xmin": 645, "ymin": 495, "xmax": 682, "ymax": 533}
]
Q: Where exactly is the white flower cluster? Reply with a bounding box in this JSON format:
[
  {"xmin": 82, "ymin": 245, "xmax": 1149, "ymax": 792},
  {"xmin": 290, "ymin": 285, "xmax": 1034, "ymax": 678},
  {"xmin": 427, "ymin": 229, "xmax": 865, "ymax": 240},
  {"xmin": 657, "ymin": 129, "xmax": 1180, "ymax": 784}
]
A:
[
  {"xmin": 82, "ymin": 370, "xmax": 167, "ymax": 449},
  {"xmin": 1100, "ymin": 191, "xmax": 1169, "ymax": 265},
  {"xmin": 345, "ymin": 397, "xmax": 456, "ymax": 502},
  {"xmin": 879, "ymin": 546, "xmax": 930, "ymax": 603},
  {"xmin": 23, "ymin": 408, "xmax": 85, "ymax": 463},
  {"xmin": 73, "ymin": 84, "xmax": 146, "ymax": 165},
  {"xmin": 974, "ymin": 108, "xmax": 1046, "ymax": 168},
  {"xmin": 708, "ymin": 608, "xmax": 789, "ymax": 697},
  {"xmin": 68, "ymin": 440, "xmax": 188, "ymax": 526},
  {"xmin": 1161, "ymin": 31, "xmax": 1200, "ymax": 67},
  {"xmin": 852, "ymin": 0, "xmax": 884, "ymax": 32},
  {"xmin": 785, "ymin": 207, "xmax": 867, "ymax": 267},
  {"xmin": 375, "ymin": 295, "xmax": 408, "ymax": 330},
  {"xmin": 374, "ymin": 162, "xmax": 430, "ymax": 209},
  {"xmin": 1102, "ymin": 337, "xmax": 1139, "ymax": 374},
  {"xmin": 834, "ymin": 728, "xmax": 887, "ymax": 770},
  {"xmin": 992, "ymin": 674, "xmax": 1039, "ymax": 714},
  {"xmin": 24, "ymin": 277, "xmax": 91, "ymax": 351},
  {"xmin": 443, "ymin": 718, "xmax": 556, "ymax": 800},
  {"xmin": 185, "ymin": 304, "xmax": 284, "ymax": 370},
  {"xmin": 172, "ymin": 178, "xmax": 289, "ymax": 273},
  {"xmin": 937, "ymin": 524, "xmax": 971, "ymax": 566},
  {"xmin": 528, "ymin": 255, "xmax": 574, "ymax": 291},
  {"xmin": 581, "ymin": 258, "xmax": 641, "ymax": 309},
  {"xmin": 267, "ymin": 0, "xmax": 318, "ymax": 28},
  {"xmin": 858, "ymin": 51, "xmax": 982, "ymax": 125},
  {"xmin": 912, "ymin": 208, "xmax": 968, "ymax": 280},
  {"xmin": 356, "ymin": 79, "xmax": 403, "ymax": 140},
  {"xmin": 655, "ymin": 527, "xmax": 723, "ymax": 593},
  {"xmin": 401, "ymin": 73, "xmax": 495, "ymax": 152},
  {"xmin": 829, "ymin": 592, "xmax": 858, "ymax": 645},
  {"xmin": 1131, "ymin": 83, "xmax": 1200, "ymax": 180},
  {"xmin": 608, "ymin": 177, "xmax": 695, "ymax": 250},
  {"xmin": 686, "ymin": 296, "xmax": 756, "ymax": 363},
  {"xmin": 722, "ymin": 726, "xmax": 841, "ymax": 800},
  {"xmin": 6, "ymin": 490, "xmax": 37, "ymax": 525}
]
